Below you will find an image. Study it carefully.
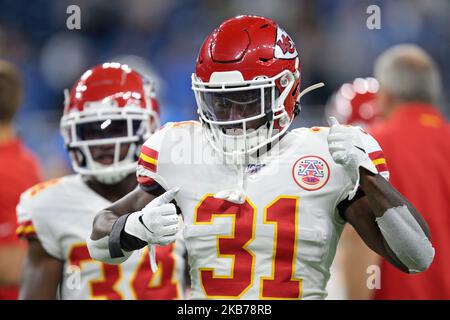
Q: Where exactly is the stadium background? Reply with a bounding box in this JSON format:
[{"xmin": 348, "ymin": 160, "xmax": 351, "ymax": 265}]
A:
[{"xmin": 1, "ymin": 0, "xmax": 449, "ymax": 179}]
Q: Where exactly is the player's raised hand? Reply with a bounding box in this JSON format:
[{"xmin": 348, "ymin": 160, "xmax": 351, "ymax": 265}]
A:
[
  {"xmin": 327, "ymin": 116, "xmax": 371, "ymax": 170},
  {"xmin": 124, "ymin": 187, "xmax": 181, "ymax": 246},
  {"xmin": 327, "ymin": 117, "xmax": 378, "ymax": 198},
  {"xmin": 327, "ymin": 116, "xmax": 353, "ymax": 166}
]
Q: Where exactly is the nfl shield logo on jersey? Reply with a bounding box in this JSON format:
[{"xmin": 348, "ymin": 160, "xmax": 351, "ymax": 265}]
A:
[{"xmin": 292, "ymin": 155, "xmax": 330, "ymax": 191}]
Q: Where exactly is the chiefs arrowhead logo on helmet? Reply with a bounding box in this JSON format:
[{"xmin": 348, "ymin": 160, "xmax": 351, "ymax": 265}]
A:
[{"xmin": 275, "ymin": 27, "xmax": 298, "ymax": 59}]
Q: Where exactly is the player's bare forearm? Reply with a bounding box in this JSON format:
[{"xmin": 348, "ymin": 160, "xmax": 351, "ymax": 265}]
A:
[
  {"xmin": 91, "ymin": 186, "xmax": 157, "ymax": 240},
  {"xmin": 359, "ymin": 167, "xmax": 430, "ymax": 238},
  {"xmin": 20, "ymin": 238, "xmax": 63, "ymax": 300},
  {"xmin": 91, "ymin": 210, "xmax": 120, "ymax": 241}
]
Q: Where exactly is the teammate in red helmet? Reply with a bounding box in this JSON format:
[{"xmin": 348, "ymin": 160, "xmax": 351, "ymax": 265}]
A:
[
  {"xmin": 325, "ymin": 77, "xmax": 381, "ymax": 129},
  {"xmin": 17, "ymin": 63, "xmax": 186, "ymax": 299}
]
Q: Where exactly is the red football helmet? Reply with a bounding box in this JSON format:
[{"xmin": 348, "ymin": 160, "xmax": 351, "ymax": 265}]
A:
[
  {"xmin": 325, "ymin": 77, "xmax": 380, "ymax": 128},
  {"xmin": 192, "ymin": 15, "xmax": 303, "ymax": 156},
  {"xmin": 60, "ymin": 62, "xmax": 160, "ymax": 183}
]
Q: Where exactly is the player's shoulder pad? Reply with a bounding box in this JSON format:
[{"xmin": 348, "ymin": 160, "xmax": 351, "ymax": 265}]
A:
[
  {"xmin": 356, "ymin": 127, "xmax": 381, "ymax": 151},
  {"xmin": 137, "ymin": 121, "xmax": 201, "ymax": 189},
  {"xmin": 16, "ymin": 177, "xmax": 68, "ymax": 222},
  {"xmin": 291, "ymin": 126, "xmax": 331, "ymax": 141},
  {"xmin": 141, "ymin": 121, "xmax": 201, "ymax": 152},
  {"xmin": 16, "ymin": 176, "xmax": 69, "ymax": 239},
  {"xmin": 292, "ymin": 126, "xmax": 330, "ymax": 134}
]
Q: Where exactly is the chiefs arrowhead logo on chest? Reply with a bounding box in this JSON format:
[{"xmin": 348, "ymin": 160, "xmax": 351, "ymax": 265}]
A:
[{"xmin": 292, "ymin": 155, "xmax": 330, "ymax": 191}]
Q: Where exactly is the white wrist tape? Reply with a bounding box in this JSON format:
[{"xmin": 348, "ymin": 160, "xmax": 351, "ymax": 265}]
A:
[
  {"xmin": 376, "ymin": 205, "xmax": 435, "ymax": 273},
  {"xmin": 87, "ymin": 236, "xmax": 132, "ymax": 265}
]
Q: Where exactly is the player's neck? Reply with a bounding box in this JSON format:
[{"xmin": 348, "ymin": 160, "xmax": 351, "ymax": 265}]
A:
[
  {"xmin": 0, "ymin": 124, "xmax": 16, "ymax": 144},
  {"xmin": 84, "ymin": 174, "xmax": 137, "ymax": 203}
]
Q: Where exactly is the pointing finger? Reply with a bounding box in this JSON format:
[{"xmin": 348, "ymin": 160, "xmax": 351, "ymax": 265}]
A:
[{"xmin": 146, "ymin": 187, "xmax": 180, "ymax": 208}]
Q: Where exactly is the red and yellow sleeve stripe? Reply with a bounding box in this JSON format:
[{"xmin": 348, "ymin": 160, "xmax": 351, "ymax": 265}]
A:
[
  {"xmin": 369, "ymin": 150, "xmax": 389, "ymax": 173},
  {"xmin": 138, "ymin": 145, "xmax": 158, "ymax": 173},
  {"xmin": 16, "ymin": 220, "xmax": 36, "ymax": 238}
]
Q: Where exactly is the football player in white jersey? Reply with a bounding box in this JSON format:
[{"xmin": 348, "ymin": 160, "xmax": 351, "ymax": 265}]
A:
[
  {"xmin": 16, "ymin": 63, "xmax": 186, "ymax": 299},
  {"xmin": 88, "ymin": 16, "xmax": 434, "ymax": 299}
]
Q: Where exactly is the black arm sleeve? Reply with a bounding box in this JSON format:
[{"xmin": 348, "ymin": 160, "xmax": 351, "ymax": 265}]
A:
[
  {"xmin": 108, "ymin": 214, "xmax": 147, "ymax": 258},
  {"xmin": 108, "ymin": 180, "xmax": 182, "ymax": 258}
]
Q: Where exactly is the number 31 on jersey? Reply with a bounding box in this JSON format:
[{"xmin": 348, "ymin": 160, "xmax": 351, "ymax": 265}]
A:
[{"xmin": 195, "ymin": 195, "xmax": 302, "ymax": 299}]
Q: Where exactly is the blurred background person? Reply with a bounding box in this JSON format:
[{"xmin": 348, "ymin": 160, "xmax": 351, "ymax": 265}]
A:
[
  {"xmin": 325, "ymin": 77, "xmax": 382, "ymax": 300},
  {"xmin": 370, "ymin": 44, "xmax": 450, "ymax": 299},
  {"xmin": 0, "ymin": 60, "xmax": 42, "ymax": 299}
]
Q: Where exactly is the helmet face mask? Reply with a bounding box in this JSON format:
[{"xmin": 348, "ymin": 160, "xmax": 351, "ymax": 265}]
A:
[
  {"xmin": 193, "ymin": 68, "xmax": 298, "ymax": 156},
  {"xmin": 60, "ymin": 63, "xmax": 160, "ymax": 184},
  {"xmin": 192, "ymin": 16, "xmax": 301, "ymax": 157},
  {"xmin": 61, "ymin": 108, "xmax": 155, "ymax": 183},
  {"xmin": 199, "ymin": 88, "xmax": 271, "ymax": 124}
]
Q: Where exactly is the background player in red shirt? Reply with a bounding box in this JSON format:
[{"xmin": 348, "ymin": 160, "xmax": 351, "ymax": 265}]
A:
[
  {"xmin": 0, "ymin": 60, "xmax": 42, "ymax": 299},
  {"xmin": 370, "ymin": 44, "xmax": 450, "ymax": 299}
]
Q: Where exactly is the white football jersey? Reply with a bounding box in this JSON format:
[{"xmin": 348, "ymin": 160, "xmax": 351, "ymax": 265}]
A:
[
  {"xmin": 137, "ymin": 121, "xmax": 388, "ymax": 300},
  {"xmin": 16, "ymin": 175, "xmax": 186, "ymax": 300}
]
